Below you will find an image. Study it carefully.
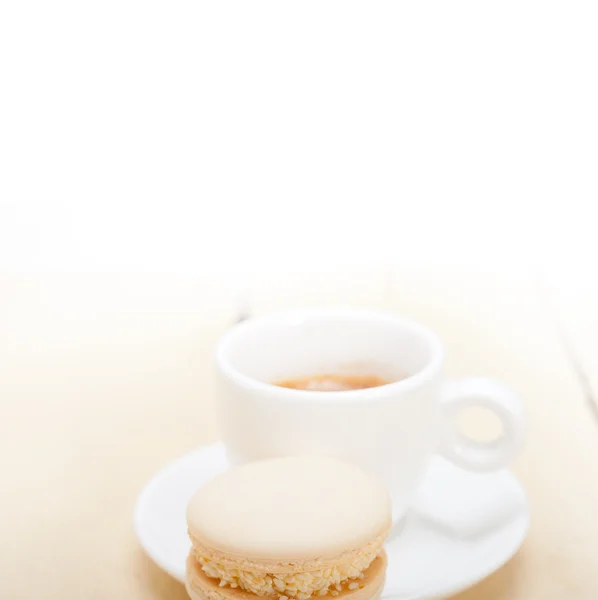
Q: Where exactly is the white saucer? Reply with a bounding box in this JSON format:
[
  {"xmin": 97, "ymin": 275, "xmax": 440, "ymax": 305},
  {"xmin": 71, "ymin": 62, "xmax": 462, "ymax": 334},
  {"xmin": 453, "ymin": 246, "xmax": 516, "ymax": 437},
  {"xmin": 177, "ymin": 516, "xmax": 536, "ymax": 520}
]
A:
[{"xmin": 134, "ymin": 444, "xmax": 529, "ymax": 600}]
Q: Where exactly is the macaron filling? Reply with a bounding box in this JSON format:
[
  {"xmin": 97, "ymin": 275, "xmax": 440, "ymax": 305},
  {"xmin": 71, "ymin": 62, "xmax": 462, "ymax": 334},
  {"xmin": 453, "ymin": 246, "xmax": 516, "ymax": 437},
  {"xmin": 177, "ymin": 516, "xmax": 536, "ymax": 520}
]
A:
[{"xmin": 191, "ymin": 534, "xmax": 386, "ymax": 600}]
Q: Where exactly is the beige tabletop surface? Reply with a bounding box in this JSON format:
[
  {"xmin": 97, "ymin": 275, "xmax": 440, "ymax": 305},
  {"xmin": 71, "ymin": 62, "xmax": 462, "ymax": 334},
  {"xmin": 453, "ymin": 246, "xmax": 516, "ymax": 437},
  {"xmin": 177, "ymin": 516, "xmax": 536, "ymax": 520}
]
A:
[{"xmin": 2, "ymin": 268, "xmax": 598, "ymax": 599}]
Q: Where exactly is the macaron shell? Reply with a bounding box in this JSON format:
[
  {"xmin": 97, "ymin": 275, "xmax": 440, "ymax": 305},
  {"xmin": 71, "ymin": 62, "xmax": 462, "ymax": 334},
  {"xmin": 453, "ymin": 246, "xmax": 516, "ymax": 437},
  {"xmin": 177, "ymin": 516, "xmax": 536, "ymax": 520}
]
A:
[
  {"xmin": 189, "ymin": 531, "xmax": 388, "ymax": 573},
  {"xmin": 187, "ymin": 456, "xmax": 391, "ymax": 561},
  {"xmin": 186, "ymin": 552, "xmax": 387, "ymax": 600}
]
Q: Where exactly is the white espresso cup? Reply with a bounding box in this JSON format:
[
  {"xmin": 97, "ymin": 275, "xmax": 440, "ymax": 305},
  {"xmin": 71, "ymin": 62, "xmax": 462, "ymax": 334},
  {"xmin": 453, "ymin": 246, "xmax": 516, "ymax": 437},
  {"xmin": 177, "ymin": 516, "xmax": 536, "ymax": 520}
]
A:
[{"xmin": 215, "ymin": 308, "xmax": 526, "ymax": 520}]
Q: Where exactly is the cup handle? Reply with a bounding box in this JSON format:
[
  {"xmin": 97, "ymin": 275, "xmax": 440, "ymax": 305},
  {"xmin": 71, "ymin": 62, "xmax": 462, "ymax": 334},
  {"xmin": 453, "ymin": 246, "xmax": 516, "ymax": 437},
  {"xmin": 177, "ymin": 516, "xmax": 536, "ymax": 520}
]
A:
[{"xmin": 439, "ymin": 378, "xmax": 526, "ymax": 472}]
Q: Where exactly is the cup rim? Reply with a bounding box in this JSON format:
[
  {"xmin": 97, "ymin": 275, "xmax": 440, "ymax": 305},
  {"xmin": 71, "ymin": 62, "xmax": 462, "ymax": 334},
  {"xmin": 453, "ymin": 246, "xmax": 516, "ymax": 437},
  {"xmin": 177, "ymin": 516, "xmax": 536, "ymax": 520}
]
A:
[{"xmin": 215, "ymin": 307, "xmax": 445, "ymax": 403}]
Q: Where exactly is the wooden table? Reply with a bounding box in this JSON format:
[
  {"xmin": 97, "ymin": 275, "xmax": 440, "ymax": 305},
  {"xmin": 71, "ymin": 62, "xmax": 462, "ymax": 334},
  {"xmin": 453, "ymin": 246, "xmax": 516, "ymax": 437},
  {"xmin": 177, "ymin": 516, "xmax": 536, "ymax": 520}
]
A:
[{"xmin": 2, "ymin": 268, "xmax": 597, "ymax": 599}]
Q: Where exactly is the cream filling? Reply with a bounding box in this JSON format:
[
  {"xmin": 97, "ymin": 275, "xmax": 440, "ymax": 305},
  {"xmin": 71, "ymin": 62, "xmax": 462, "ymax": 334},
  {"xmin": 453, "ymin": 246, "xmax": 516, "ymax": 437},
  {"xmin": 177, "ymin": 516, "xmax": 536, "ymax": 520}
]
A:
[{"xmin": 193, "ymin": 536, "xmax": 385, "ymax": 600}]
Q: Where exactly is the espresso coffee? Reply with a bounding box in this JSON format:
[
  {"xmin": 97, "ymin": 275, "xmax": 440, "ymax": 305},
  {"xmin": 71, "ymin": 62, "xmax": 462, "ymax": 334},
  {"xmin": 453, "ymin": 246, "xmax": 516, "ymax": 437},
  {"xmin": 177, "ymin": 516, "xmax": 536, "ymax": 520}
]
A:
[{"xmin": 275, "ymin": 374, "xmax": 391, "ymax": 392}]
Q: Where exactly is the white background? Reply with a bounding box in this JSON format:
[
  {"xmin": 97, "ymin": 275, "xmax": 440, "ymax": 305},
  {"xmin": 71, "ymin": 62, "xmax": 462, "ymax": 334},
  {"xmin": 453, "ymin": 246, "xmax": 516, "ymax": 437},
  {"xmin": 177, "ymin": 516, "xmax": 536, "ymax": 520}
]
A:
[{"xmin": 1, "ymin": 1, "xmax": 597, "ymax": 282}]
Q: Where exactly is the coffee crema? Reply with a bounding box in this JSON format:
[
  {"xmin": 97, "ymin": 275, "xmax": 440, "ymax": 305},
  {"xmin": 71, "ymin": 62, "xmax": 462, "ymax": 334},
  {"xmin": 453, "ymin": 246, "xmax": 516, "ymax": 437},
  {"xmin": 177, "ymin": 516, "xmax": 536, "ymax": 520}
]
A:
[{"xmin": 274, "ymin": 374, "xmax": 391, "ymax": 392}]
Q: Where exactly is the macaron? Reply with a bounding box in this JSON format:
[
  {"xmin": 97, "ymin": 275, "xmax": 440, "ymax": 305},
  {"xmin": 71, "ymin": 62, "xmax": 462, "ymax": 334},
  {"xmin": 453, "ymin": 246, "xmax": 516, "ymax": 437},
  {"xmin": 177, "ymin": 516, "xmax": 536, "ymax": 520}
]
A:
[{"xmin": 186, "ymin": 456, "xmax": 391, "ymax": 600}]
